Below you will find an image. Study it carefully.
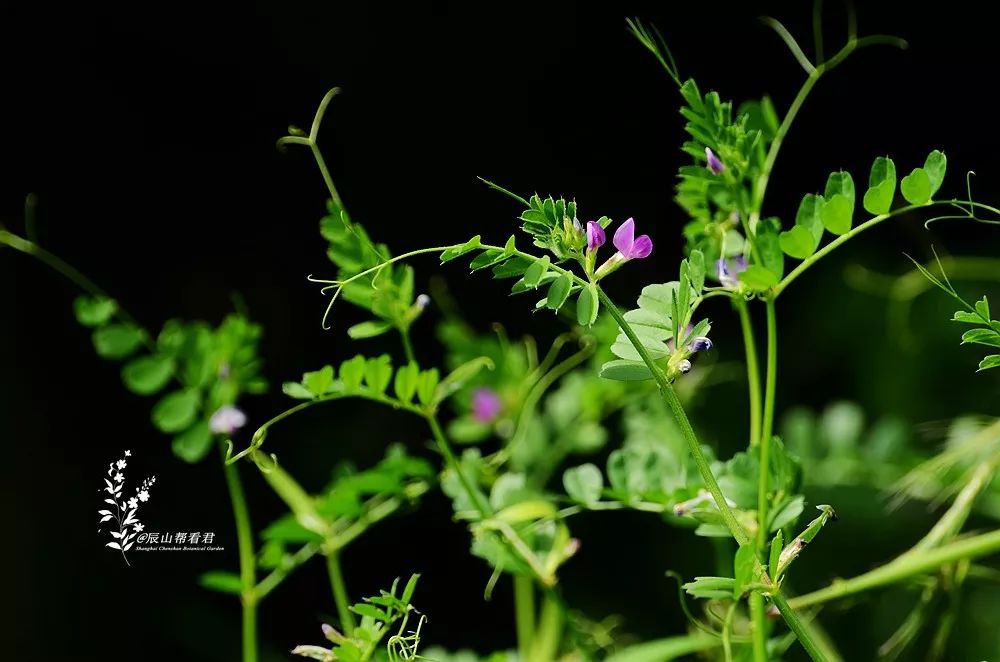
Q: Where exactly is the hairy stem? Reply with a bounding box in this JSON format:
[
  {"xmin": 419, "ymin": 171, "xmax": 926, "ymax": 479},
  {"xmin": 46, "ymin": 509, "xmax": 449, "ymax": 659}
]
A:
[
  {"xmin": 596, "ymin": 287, "xmax": 750, "ymax": 546},
  {"xmin": 221, "ymin": 446, "xmax": 258, "ymax": 662},
  {"xmin": 772, "ymin": 592, "xmax": 829, "ymax": 662},
  {"xmin": 789, "ymin": 528, "xmax": 1000, "ymax": 609},
  {"xmin": 748, "ymin": 593, "xmax": 769, "ymax": 662},
  {"xmin": 325, "ymin": 551, "xmax": 355, "ymax": 635}
]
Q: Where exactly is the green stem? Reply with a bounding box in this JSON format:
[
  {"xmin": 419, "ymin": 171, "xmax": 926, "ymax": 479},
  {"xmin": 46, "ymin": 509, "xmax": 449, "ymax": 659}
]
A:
[
  {"xmin": 748, "ymin": 592, "xmax": 769, "ymax": 662},
  {"xmin": 735, "ymin": 299, "xmax": 763, "ymax": 446},
  {"xmin": 255, "ymin": 542, "xmax": 320, "ymax": 600},
  {"xmin": 757, "ymin": 299, "xmax": 779, "ymax": 547},
  {"xmin": 0, "ymin": 230, "xmax": 154, "ymax": 350},
  {"xmin": 424, "ymin": 413, "xmax": 491, "ymax": 516},
  {"xmin": 399, "ymin": 328, "xmax": 417, "ymax": 364},
  {"xmin": 325, "ymin": 550, "xmax": 355, "ymax": 636},
  {"xmin": 529, "ymin": 592, "xmax": 564, "ymax": 662},
  {"xmin": 514, "ymin": 575, "xmax": 535, "ymax": 660},
  {"xmin": 596, "ymin": 287, "xmax": 750, "ymax": 546},
  {"xmin": 789, "ymin": 528, "xmax": 1000, "ymax": 609},
  {"xmin": 772, "ymin": 592, "xmax": 829, "ymax": 662},
  {"xmin": 221, "ymin": 446, "xmax": 258, "ymax": 662}
]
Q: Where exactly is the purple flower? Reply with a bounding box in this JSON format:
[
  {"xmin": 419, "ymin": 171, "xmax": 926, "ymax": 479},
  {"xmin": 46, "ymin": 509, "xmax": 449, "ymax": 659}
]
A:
[
  {"xmin": 586, "ymin": 221, "xmax": 605, "ymax": 252},
  {"xmin": 705, "ymin": 147, "xmax": 725, "ymax": 175},
  {"xmin": 613, "ymin": 218, "xmax": 653, "ymax": 260},
  {"xmin": 416, "ymin": 294, "xmax": 431, "ymax": 310},
  {"xmin": 690, "ymin": 336, "xmax": 712, "ymax": 352},
  {"xmin": 716, "ymin": 256, "xmax": 748, "ymax": 288},
  {"xmin": 471, "ymin": 388, "xmax": 503, "ymax": 423},
  {"xmin": 210, "ymin": 405, "xmax": 247, "ymax": 435}
]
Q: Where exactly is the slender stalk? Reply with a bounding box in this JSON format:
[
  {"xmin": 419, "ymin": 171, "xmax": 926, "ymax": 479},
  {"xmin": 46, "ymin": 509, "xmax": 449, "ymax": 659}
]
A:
[
  {"xmin": 255, "ymin": 542, "xmax": 320, "ymax": 600},
  {"xmin": 325, "ymin": 550, "xmax": 355, "ymax": 635},
  {"xmin": 399, "ymin": 328, "xmax": 417, "ymax": 364},
  {"xmin": 757, "ymin": 300, "xmax": 779, "ymax": 548},
  {"xmin": 221, "ymin": 446, "xmax": 258, "ymax": 662},
  {"xmin": 596, "ymin": 287, "xmax": 750, "ymax": 546},
  {"xmin": 735, "ymin": 299, "xmax": 763, "ymax": 447},
  {"xmin": 514, "ymin": 575, "xmax": 535, "ymax": 660},
  {"xmin": 748, "ymin": 593, "xmax": 769, "ymax": 662},
  {"xmin": 424, "ymin": 413, "xmax": 491, "ymax": 516},
  {"xmin": 789, "ymin": 528, "xmax": 1000, "ymax": 609},
  {"xmin": 771, "ymin": 592, "xmax": 829, "ymax": 662},
  {"xmin": 529, "ymin": 592, "xmax": 564, "ymax": 662}
]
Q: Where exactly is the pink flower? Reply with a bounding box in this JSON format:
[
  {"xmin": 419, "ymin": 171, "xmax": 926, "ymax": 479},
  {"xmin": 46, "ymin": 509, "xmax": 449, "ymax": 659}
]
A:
[
  {"xmin": 612, "ymin": 218, "xmax": 653, "ymax": 260},
  {"xmin": 210, "ymin": 406, "xmax": 247, "ymax": 435},
  {"xmin": 471, "ymin": 388, "xmax": 503, "ymax": 423},
  {"xmin": 586, "ymin": 221, "xmax": 605, "ymax": 252}
]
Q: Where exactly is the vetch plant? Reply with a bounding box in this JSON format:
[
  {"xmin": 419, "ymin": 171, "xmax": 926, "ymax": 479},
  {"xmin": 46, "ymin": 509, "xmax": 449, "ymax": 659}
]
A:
[{"xmin": 6, "ymin": 5, "xmax": 1000, "ymax": 661}]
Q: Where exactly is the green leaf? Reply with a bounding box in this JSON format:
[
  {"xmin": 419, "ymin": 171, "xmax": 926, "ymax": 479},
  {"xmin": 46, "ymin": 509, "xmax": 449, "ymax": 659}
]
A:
[
  {"xmin": 440, "ymin": 235, "xmax": 482, "ymax": 263},
  {"xmin": 363, "ymin": 355, "xmax": 393, "ymax": 394},
  {"xmin": 401, "ymin": 573, "xmax": 420, "ymax": 605},
  {"xmin": 121, "ymin": 355, "xmax": 174, "ymax": 395},
  {"xmin": 199, "ymin": 571, "xmax": 243, "ymax": 595},
  {"xmin": 172, "ymin": 421, "xmax": 213, "ymax": 463},
  {"xmin": 755, "ymin": 217, "xmax": 784, "ymax": 279},
  {"xmin": 978, "ymin": 355, "xmax": 1000, "ymax": 371},
  {"xmin": 415, "ymin": 368, "xmax": 439, "ymax": 405},
  {"xmin": 822, "ymin": 171, "xmax": 856, "ymax": 235},
  {"xmin": 93, "ymin": 324, "xmax": 144, "ymax": 360},
  {"xmin": 738, "ymin": 265, "xmax": 779, "ymax": 291},
  {"xmin": 469, "ymin": 249, "xmax": 506, "ymax": 271},
  {"xmin": 563, "ymin": 463, "xmax": 604, "ymax": 505},
  {"xmin": 282, "ymin": 381, "xmax": 314, "ymax": 400},
  {"xmin": 351, "ymin": 603, "xmax": 389, "ymax": 621},
  {"xmin": 347, "ymin": 320, "xmax": 393, "ymax": 339},
  {"xmin": 576, "ymin": 285, "xmax": 599, "ymax": 326},
  {"xmin": 769, "ymin": 494, "xmax": 805, "ymax": 531},
  {"xmin": 953, "ymin": 310, "xmax": 983, "ymax": 324},
  {"xmin": 522, "ymin": 256, "xmax": 550, "ymax": 288},
  {"xmin": 863, "ymin": 156, "xmax": 897, "ymax": 215},
  {"xmin": 546, "ymin": 273, "xmax": 572, "ymax": 310},
  {"xmin": 600, "ymin": 359, "xmax": 653, "ymax": 381},
  {"xmin": 732, "ymin": 544, "xmax": 756, "ymax": 598},
  {"xmin": 339, "ymin": 355, "xmax": 366, "ymax": 391},
  {"xmin": 779, "ymin": 225, "xmax": 818, "ymax": 260},
  {"xmin": 152, "ymin": 389, "xmax": 201, "ymax": 434},
  {"xmin": 769, "ymin": 531, "xmax": 784, "ymax": 580},
  {"xmin": 435, "ymin": 357, "xmax": 494, "ymax": 403},
  {"xmin": 975, "ymin": 296, "xmax": 990, "ymax": 320},
  {"xmin": 821, "ymin": 195, "xmax": 853, "ymax": 235},
  {"xmin": 393, "ymin": 362, "xmax": 419, "ymax": 403},
  {"xmin": 961, "ymin": 328, "xmax": 1000, "ymax": 348},
  {"xmin": 683, "ymin": 576, "xmax": 735, "ymax": 600},
  {"xmin": 924, "ymin": 150, "xmax": 947, "ymax": 196},
  {"xmin": 901, "ymin": 168, "xmax": 932, "ymax": 205},
  {"xmin": 688, "ymin": 250, "xmax": 706, "ymax": 293},
  {"xmin": 302, "ymin": 365, "xmax": 335, "ymax": 396},
  {"xmin": 74, "ymin": 296, "xmax": 117, "ymax": 327}
]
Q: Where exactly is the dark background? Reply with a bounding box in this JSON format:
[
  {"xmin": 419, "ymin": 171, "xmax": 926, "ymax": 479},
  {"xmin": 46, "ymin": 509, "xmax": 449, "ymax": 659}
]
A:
[{"xmin": 3, "ymin": 1, "xmax": 999, "ymax": 660}]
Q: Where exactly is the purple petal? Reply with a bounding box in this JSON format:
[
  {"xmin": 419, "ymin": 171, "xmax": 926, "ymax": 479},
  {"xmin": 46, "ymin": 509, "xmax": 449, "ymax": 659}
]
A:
[
  {"xmin": 209, "ymin": 406, "xmax": 247, "ymax": 435},
  {"xmin": 705, "ymin": 147, "xmax": 725, "ymax": 175},
  {"xmin": 690, "ymin": 336, "xmax": 713, "ymax": 352},
  {"xmin": 472, "ymin": 388, "xmax": 503, "ymax": 423},
  {"xmin": 627, "ymin": 235, "xmax": 653, "ymax": 259},
  {"xmin": 586, "ymin": 221, "xmax": 605, "ymax": 252},
  {"xmin": 613, "ymin": 218, "xmax": 636, "ymax": 255},
  {"xmin": 731, "ymin": 256, "xmax": 748, "ymax": 273}
]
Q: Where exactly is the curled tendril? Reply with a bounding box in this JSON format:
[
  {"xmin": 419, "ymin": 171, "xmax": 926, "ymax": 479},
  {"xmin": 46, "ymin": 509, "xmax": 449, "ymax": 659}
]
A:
[
  {"xmin": 251, "ymin": 450, "xmax": 280, "ymax": 474},
  {"xmin": 923, "ymin": 172, "xmax": 1000, "ymax": 227}
]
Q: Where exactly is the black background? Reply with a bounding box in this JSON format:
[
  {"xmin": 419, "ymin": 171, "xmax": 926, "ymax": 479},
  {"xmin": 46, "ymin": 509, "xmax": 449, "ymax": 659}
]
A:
[{"xmin": 3, "ymin": 1, "xmax": 1000, "ymax": 660}]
